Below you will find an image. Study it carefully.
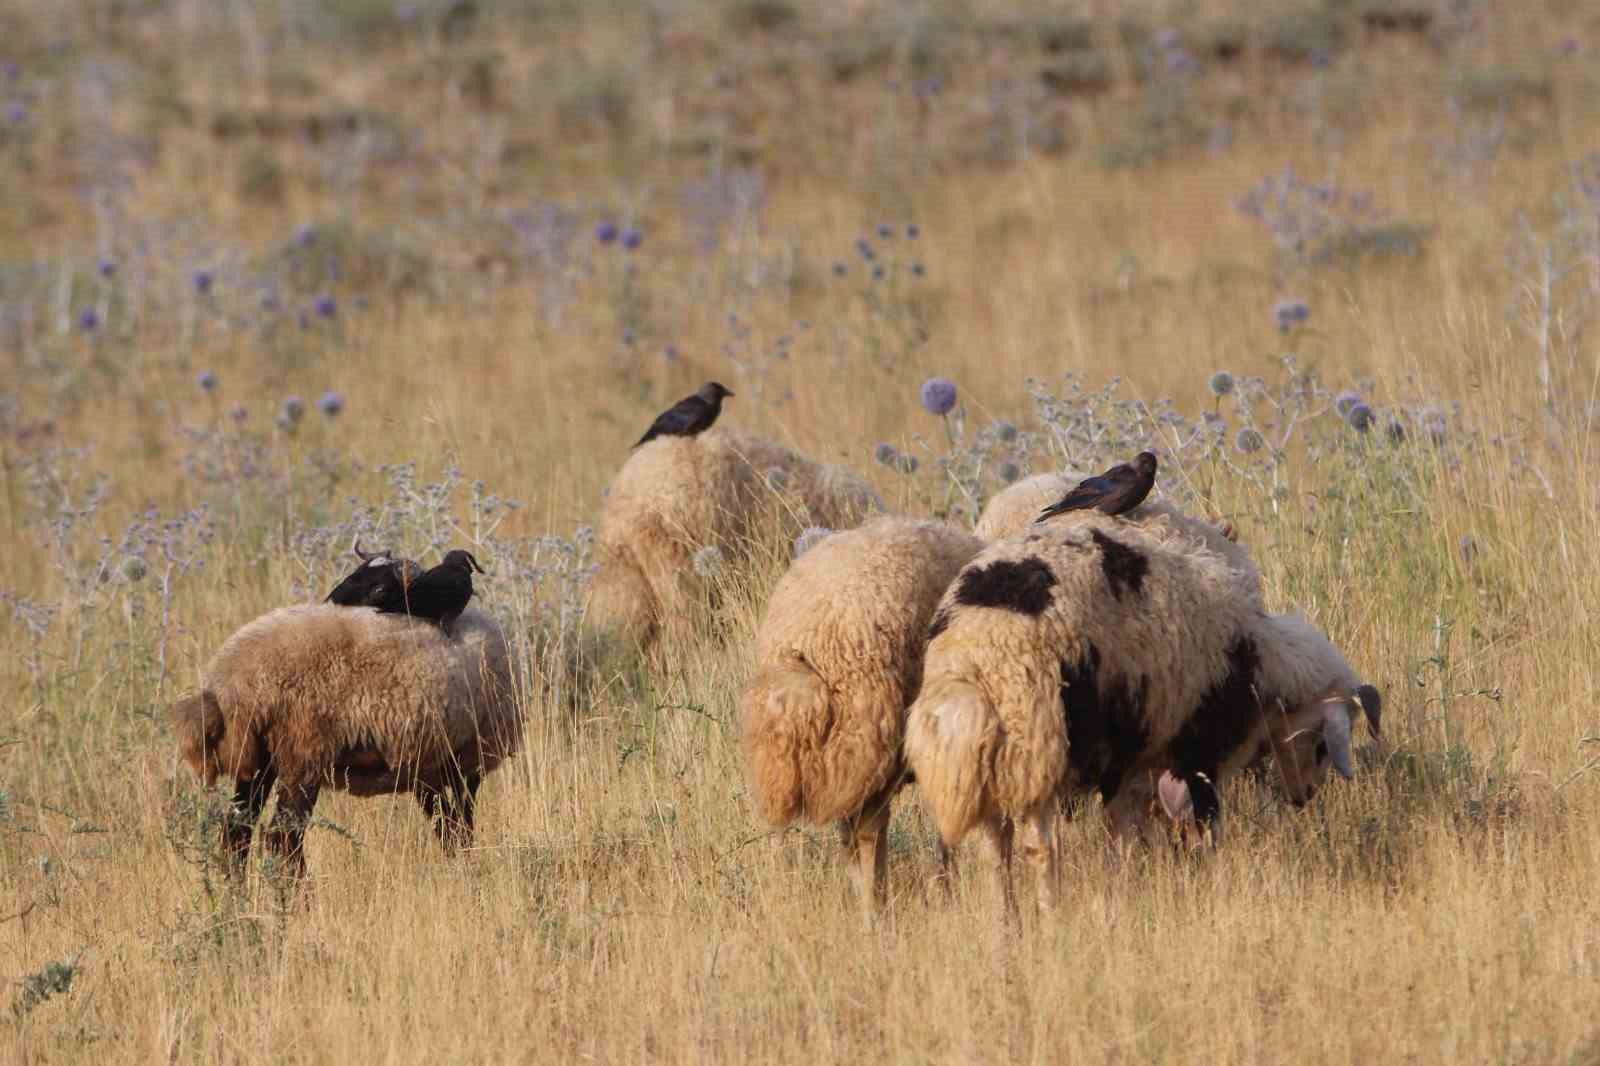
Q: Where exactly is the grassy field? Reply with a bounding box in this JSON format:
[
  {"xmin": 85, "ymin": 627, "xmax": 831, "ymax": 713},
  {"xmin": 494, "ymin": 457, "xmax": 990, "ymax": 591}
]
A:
[{"xmin": 3, "ymin": 0, "xmax": 1600, "ymax": 1061}]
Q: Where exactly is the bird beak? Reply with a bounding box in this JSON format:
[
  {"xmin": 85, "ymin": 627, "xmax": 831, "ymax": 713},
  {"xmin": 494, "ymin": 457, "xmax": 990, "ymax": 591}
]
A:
[{"xmin": 468, "ymin": 553, "xmax": 485, "ymax": 574}]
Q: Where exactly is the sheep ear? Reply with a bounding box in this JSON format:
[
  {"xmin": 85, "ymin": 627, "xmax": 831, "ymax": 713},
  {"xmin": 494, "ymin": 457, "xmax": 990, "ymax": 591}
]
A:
[
  {"xmin": 1156, "ymin": 772, "xmax": 1193, "ymax": 822},
  {"xmin": 1355, "ymin": 683, "xmax": 1382, "ymax": 738},
  {"xmin": 1322, "ymin": 703, "xmax": 1355, "ymax": 780}
]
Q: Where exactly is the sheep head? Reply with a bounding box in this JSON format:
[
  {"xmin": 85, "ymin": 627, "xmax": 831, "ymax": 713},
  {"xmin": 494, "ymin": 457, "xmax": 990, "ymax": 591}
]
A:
[{"xmin": 1265, "ymin": 686, "xmax": 1381, "ymax": 804}]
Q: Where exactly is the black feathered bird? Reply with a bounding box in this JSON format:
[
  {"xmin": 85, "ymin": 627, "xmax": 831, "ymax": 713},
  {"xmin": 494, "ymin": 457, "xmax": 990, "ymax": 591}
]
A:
[
  {"xmin": 394, "ymin": 549, "xmax": 484, "ymax": 629},
  {"xmin": 325, "ymin": 541, "xmax": 422, "ymax": 612},
  {"xmin": 325, "ymin": 543, "xmax": 484, "ymax": 629},
  {"xmin": 632, "ymin": 381, "xmax": 734, "ymax": 448},
  {"xmin": 1037, "ymin": 451, "xmax": 1158, "ymax": 521}
]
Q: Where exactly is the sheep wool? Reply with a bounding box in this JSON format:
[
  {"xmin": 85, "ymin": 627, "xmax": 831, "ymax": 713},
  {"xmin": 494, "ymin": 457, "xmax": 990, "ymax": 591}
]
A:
[
  {"xmin": 587, "ymin": 427, "xmax": 883, "ymax": 651},
  {"xmin": 904, "ymin": 513, "xmax": 1372, "ymax": 908},
  {"xmin": 976, "ymin": 471, "xmax": 1259, "ymax": 595},
  {"xmin": 174, "ymin": 605, "xmax": 519, "ymax": 874},
  {"xmin": 741, "ymin": 516, "xmax": 986, "ymax": 911}
]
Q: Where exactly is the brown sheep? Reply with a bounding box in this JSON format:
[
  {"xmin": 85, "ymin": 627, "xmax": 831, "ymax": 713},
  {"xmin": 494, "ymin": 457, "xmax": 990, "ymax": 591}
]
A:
[{"xmin": 173, "ymin": 605, "xmax": 518, "ymax": 876}]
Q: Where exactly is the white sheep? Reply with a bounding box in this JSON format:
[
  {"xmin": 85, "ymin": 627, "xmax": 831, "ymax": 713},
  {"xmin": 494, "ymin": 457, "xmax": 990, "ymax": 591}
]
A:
[
  {"xmin": 586, "ymin": 427, "xmax": 883, "ymax": 651},
  {"xmin": 740, "ymin": 517, "xmax": 986, "ymax": 912},
  {"xmin": 173, "ymin": 605, "xmax": 519, "ymax": 875},
  {"xmin": 903, "ymin": 514, "xmax": 1377, "ymax": 909}
]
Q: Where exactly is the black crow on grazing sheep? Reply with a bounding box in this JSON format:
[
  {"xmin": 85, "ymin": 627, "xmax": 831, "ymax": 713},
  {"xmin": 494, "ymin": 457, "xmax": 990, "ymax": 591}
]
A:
[
  {"xmin": 632, "ymin": 382, "xmax": 734, "ymax": 448},
  {"xmin": 1037, "ymin": 451, "xmax": 1158, "ymax": 521},
  {"xmin": 326, "ymin": 543, "xmax": 484, "ymax": 629}
]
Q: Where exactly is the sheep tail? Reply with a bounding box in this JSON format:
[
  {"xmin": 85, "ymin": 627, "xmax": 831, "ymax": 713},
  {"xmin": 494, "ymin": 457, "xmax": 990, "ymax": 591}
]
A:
[
  {"xmin": 740, "ymin": 652, "xmax": 832, "ymax": 826},
  {"xmin": 903, "ymin": 678, "xmax": 1001, "ymax": 847}
]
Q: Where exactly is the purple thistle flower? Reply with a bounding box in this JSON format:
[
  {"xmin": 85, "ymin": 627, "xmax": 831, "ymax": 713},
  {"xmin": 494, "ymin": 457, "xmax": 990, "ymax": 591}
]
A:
[
  {"xmin": 662, "ymin": 344, "xmax": 679, "ymax": 363},
  {"xmin": 1334, "ymin": 389, "xmax": 1362, "ymax": 417},
  {"xmin": 281, "ymin": 395, "xmax": 305, "ymax": 424},
  {"xmin": 6, "ymin": 101, "xmax": 26, "ymax": 124},
  {"xmin": 317, "ymin": 391, "xmax": 344, "ymax": 417},
  {"xmin": 906, "ymin": 224, "xmax": 920, "ymax": 239},
  {"xmin": 595, "ymin": 220, "xmax": 619, "ymax": 244},
  {"xmin": 1273, "ymin": 298, "xmax": 1310, "ymax": 332},
  {"xmin": 294, "ymin": 223, "xmax": 318, "ymax": 247},
  {"xmin": 77, "ymin": 307, "xmax": 99, "ymax": 332},
  {"xmin": 1235, "ymin": 427, "xmax": 1265, "ymax": 454},
  {"xmin": 877, "ymin": 223, "xmax": 894, "ymax": 239},
  {"xmin": 196, "ymin": 370, "xmax": 218, "ymax": 392},
  {"xmin": 919, "ymin": 377, "xmax": 958, "ymax": 416},
  {"xmin": 831, "ymin": 262, "xmax": 847, "ymax": 277},
  {"xmin": 1208, "ymin": 371, "xmax": 1236, "ymax": 397},
  {"xmin": 872, "ymin": 265, "xmax": 886, "ymax": 281},
  {"xmin": 1345, "ymin": 403, "xmax": 1374, "ymax": 433},
  {"xmin": 314, "ymin": 295, "xmax": 337, "ymax": 318},
  {"xmin": 873, "ymin": 442, "xmax": 898, "ymax": 466},
  {"xmin": 97, "ymin": 258, "xmax": 115, "ymax": 279},
  {"xmin": 228, "ymin": 404, "xmax": 247, "ymax": 423},
  {"xmin": 997, "ymin": 461, "xmax": 1021, "ymax": 484},
  {"xmin": 193, "ymin": 270, "xmax": 214, "ymax": 295},
  {"xmin": 911, "ymin": 263, "xmax": 925, "ymax": 277},
  {"xmin": 856, "ymin": 237, "xmax": 876, "ymax": 261},
  {"xmin": 792, "ymin": 526, "xmax": 832, "ymax": 559},
  {"xmin": 620, "ymin": 227, "xmax": 643, "ymax": 251}
]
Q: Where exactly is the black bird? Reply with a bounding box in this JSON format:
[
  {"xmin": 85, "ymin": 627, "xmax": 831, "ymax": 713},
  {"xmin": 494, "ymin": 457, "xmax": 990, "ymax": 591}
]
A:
[
  {"xmin": 1037, "ymin": 451, "xmax": 1158, "ymax": 522},
  {"xmin": 632, "ymin": 381, "xmax": 734, "ymax": 449},
  {"xmin": 387, "ymin": 549, "xmax": 484, "ymax": 629},
  {"xmin": 325, "ymin": 541, "xmax": 422, "ymax": 612}
]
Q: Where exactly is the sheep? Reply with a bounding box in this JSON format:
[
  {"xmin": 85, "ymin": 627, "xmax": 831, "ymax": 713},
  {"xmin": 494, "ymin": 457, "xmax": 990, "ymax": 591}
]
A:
[
  {"xmin": 902, "ymin": 513, "xmax": 1377, "ymax": 909},
  {"xmin": 173, "ymin": 605, "xmax": 519, "ymax": 876},
  {"xmin": 740, "ymin": 517, "xmax": 986, "ymax": 913},
  {"xmin": 976, "ymin": 471, "xmax": 1258, "ymax": 593},
  {"xmin": 587, "ymin": 427, "xmax": 883, "ymax": 652}
]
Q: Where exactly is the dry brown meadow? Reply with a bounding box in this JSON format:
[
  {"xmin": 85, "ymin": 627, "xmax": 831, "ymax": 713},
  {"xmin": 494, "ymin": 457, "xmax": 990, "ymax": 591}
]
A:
[{"xmin": 3, "ymin": 0, "xmax": 1600, "ymax": 1061}]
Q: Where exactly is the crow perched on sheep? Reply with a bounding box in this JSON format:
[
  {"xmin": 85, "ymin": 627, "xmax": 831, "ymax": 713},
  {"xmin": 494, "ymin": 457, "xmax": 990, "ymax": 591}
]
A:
[
  {"xmin": 1037, "ymin": 451, "xmax": 1158, "ymax": 521},
  {"xmin": 633, "ymin": 381, "xmax": 734, "ymax": 448},
  {"xmin": 325, "ymin": 544, "xmax": 484, "ymax": 629}
]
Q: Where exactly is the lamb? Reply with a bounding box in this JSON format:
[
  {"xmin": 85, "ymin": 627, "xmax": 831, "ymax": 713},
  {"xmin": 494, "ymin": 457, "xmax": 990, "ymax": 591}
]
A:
[
  {"xmin": 172, "ymin": 605, "xmax": 519, "ymax": 876},
  {"xmin": 903, "ymin": 513, "xmax": 1378, "ymax": 909},
  {"xmin": 587, "ymin": 427, "xmax": 884, "ymax": 651},
  {"xmin": 976, "ymin": 471, "xmax": 1257, "ymax": 592},
  {"xmin": 740, "ymin": 517, "xmax": 986, "ymax": 912}
]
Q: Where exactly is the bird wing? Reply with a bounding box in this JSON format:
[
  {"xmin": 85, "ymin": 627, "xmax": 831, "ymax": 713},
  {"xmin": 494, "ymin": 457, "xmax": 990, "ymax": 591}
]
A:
[
  {"xmin": 1102, "ymin": 467, "xmax": 1155, "ymax": 516},
  {"xmin": 634, "ymin": 397, "xmax": 708, "ymax": 447},
  {"xmin": 1037, "ymin": 475, "xmax": 1116, "ymax": 519}
]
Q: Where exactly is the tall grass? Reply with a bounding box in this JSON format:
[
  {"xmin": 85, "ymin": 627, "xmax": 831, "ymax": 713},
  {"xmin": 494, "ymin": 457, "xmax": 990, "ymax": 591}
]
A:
[{"xmin": 3, "ymin": 0, "xmax": 1600, "ymax": 1061}]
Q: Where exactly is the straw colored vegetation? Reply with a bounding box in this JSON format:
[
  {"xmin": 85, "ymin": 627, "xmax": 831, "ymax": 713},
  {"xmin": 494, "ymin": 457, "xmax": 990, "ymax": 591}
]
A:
[{"xmin": 3, "ymin": 0, "xmax": 1600, "ymax": 1062}]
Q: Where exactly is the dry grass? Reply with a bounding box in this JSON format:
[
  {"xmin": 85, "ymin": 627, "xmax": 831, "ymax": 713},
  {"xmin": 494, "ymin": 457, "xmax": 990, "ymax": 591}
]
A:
[{"xmin": 4, "ymin": 0, "xmax": 1600, "ymax": 1061}]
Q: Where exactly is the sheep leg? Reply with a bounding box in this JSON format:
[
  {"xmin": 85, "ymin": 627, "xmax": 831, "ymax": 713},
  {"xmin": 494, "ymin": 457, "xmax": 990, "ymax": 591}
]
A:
[
  {"xmin": 261, "ymin": 780, "xmax": 320, "ymax": 878},
  {"xmin": 977, "ymin": 818, "xmax": 1017, "ymax": 915},
  {"xmin": 846, "ymin": 801, "xmax": 892, "ymax": 919},
  {"xmin": 223, "ymin": 766, "xmax": 276, "ymax": 872},
  {"xmin": 1016, "ymin": 804, "xmax": 1061, "ymax": 912}
]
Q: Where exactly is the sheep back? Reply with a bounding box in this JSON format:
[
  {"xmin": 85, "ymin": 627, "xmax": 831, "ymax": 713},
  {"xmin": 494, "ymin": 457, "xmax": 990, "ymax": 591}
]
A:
[
  {"xmin": 976, "ymin": 472, "xmax": 1260, "ymax": 596},
  {"xmin": 189, "ymin": 605, "xmax": 518, "ymax": 790},
  {"xmin": 905, "ymin": 514, "xmax": 1258, "ymax": 843},
  {"xmin": 588, "ymin": 427, "xmax": 882, "ymax": 647},
  {"xmin": 742, "ymin": 517, "xmax": 984, "ymax": 826}
]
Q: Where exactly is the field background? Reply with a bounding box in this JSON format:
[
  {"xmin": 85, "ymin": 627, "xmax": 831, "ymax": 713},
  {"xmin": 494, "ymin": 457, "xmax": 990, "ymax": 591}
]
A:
[{"xmin": 3, "ymin": 0, "xmax": 1600, "ymax": 1062}]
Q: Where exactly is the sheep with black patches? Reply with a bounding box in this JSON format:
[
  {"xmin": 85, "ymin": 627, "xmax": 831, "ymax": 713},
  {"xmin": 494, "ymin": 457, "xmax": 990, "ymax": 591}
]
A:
[
  {"xmin": 976, "ymin": 471, "xmax": 1257, "ymax": 592},
  {"xmin": 173, "ymin": 605, "xmax": 519, "ymax": 876},
  {"xmin": 741, "ymin": 517, "xmax": 986, "ymax": 913},
  {"xmin": 587, "ymin": 427, "xmax": 883, "ymax": 651},
  {"xmin": 903, "ymin": 514, "xmax": 1377, "ymax": 909}
]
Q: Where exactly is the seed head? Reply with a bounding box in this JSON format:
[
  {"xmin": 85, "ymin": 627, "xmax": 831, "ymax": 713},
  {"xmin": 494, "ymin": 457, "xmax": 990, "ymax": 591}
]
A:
[
  {"xmin": 1334, "ymin": 389, "xmax": 1362, "ymax": 417},
  {"xmin": 919, "ymin": 377, "xmax": 958, "ymax": 416},
  {"xmin": 621, "ymin": 228, "xmax": 643, "ymax": 251},
  {"xmin": 691, "ymin": 545, "xmax": 725, "ymax": 579},
  {"xmin": 1234, "ymin": 427, "xmax": 1265, "ymax": 454},
  {"xmin": 281, "ymin": 395, "xmax": 306, "ymax": 424},
  {"xmin": 873, "ymin": 442, "xmax": 898, "ymax": 466},
  {"xmin": 595, "ymin": 221, "xmax": 619, "ymax": 244},
  {"xmin": 1345, "ymin": 403, "xmax": 1374, "ymax": 433},
  {"xmin": 197, "ymin": 370, "xmax": 218, "ymax": 392},
  {"xmin": 317, "ymin": 391, "xmax": 344, "ymax": 417},
  {"xmin": 792, "ymin": 526, "xmax": 832, "ymax": 559},
  {"xmin": 1208, "ymin": 371, "xmax": 1235, "ymax": 397}
]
